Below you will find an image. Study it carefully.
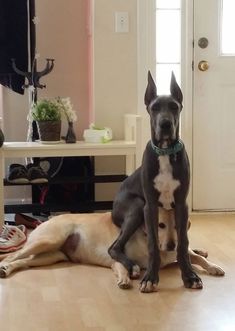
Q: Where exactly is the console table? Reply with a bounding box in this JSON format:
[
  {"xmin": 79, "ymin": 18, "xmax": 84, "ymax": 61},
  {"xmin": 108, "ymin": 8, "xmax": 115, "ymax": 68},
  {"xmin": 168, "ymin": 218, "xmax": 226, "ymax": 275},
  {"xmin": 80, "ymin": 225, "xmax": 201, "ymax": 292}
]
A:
[{"xmin": 0, "ymin": 140, "xmax": 136, "ymax": 230}]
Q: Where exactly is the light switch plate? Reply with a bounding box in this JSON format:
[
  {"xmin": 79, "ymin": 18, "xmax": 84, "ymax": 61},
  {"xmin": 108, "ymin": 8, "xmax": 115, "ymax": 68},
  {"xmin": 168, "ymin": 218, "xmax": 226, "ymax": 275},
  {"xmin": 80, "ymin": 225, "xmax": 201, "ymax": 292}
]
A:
[{"xmin": 115, "ymin": 12, "xmax": 129, "ymax": 33}]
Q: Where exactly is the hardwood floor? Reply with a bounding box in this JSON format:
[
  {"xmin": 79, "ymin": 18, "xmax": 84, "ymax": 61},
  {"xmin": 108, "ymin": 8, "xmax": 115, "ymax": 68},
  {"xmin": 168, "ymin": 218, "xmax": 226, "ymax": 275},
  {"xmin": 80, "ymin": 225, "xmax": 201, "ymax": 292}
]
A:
[{"xmin": 0, "ymin": 213, "xmax": 235, "ymax": 331}]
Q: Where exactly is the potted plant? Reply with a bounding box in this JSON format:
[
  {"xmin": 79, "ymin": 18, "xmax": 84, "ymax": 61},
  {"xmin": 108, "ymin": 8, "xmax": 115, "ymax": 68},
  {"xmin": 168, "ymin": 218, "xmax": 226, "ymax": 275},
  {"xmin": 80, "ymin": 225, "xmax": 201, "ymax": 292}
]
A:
[{"xmin": 32, "ymin": 99, "xmax": 62, "ymax": 142}]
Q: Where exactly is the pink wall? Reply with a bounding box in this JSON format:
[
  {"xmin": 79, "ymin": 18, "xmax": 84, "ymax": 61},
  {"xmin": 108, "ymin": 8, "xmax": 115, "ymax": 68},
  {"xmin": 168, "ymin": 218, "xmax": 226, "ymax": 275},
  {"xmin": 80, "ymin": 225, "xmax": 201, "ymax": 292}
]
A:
[{"xmin": 36, "ymin": 0, "xmax": 91, "ymax": 139}]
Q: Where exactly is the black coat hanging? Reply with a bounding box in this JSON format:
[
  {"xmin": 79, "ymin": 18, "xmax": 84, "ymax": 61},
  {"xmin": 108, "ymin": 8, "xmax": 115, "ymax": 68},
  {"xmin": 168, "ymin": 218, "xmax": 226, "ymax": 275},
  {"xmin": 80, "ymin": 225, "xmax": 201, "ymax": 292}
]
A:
[{"xmin": 0, "ymin": 0, "xmax": 28, "ymax": 94}]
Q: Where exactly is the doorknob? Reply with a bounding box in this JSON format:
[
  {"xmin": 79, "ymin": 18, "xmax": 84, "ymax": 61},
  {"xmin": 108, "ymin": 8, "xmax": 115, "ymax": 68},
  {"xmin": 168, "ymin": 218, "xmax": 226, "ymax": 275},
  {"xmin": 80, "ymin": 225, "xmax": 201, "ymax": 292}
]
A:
[{"xmin": 198, "ymin": 60, "xmax": 209, "ymax": 71}]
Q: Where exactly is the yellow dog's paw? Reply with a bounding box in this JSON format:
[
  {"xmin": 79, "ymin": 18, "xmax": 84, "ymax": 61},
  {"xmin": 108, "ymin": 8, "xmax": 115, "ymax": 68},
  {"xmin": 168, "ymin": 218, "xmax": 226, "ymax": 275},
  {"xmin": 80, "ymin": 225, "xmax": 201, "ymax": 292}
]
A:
[
  {"xmin": 117, "ymin": 275, "xmax": 131, "ymax": 289},
  {"xmin": 0, "ymin": 265, "xmax": 9, "ymax": 278},
  {"xmin": 208, "ymin": 264, "xmax": 225, "ymax": 276}
]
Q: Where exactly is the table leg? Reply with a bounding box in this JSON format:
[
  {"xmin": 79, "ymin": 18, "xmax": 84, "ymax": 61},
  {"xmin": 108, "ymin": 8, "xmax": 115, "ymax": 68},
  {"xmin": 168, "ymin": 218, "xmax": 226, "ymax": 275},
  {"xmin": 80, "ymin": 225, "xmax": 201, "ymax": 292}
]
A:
[{"xmin": 0, "ymin": 152, "xmax": 4, "ymax": 231}]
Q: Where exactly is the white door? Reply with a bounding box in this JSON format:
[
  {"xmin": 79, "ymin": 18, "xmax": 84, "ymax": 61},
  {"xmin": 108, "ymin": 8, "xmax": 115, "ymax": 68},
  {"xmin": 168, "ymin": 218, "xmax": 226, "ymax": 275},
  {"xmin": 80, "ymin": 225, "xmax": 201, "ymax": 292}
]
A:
[{"xmin": 193, "ymin": 0, "xmax": 235, "ymax": 211}]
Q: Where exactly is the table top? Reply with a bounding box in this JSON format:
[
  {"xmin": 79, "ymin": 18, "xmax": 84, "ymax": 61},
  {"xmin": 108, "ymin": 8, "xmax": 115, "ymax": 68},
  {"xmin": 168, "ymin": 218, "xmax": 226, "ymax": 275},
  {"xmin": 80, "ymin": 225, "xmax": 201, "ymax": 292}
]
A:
[{"xmin": 0, "ymin": 140, "xmax": 136, "ymax": 157}]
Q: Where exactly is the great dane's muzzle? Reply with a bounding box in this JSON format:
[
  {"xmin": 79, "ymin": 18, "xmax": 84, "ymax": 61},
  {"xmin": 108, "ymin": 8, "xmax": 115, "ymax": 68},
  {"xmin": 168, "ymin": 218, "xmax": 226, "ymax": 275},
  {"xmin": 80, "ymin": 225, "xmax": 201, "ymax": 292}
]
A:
[{"xmin": 156, "ymin": 115, "xmax": 176, "ymax": 142}]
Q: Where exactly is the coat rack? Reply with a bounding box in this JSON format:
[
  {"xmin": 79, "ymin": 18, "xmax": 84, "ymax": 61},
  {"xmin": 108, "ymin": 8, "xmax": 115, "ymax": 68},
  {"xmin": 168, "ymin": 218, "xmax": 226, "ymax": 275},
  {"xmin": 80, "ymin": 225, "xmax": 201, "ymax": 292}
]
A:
[{"xmin": 12, "ymin": 0, "xmax": 55, "ymax": 141}]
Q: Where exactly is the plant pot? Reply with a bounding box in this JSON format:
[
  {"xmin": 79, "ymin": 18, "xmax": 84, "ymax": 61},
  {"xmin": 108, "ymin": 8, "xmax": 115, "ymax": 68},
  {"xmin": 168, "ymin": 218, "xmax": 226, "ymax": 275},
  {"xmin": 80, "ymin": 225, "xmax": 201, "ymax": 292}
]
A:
[{"xmin": 36, "ymin": 120, "xmax": 61, "ymax": 142}]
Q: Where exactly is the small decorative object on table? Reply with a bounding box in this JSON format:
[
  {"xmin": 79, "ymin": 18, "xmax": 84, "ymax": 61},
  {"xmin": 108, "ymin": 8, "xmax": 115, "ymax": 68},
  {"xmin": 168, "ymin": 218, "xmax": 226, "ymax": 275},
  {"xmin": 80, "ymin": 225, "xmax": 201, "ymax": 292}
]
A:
[
  {"xmin": 57, "ymin": 97, "xmax": 77, "ymax": 143},
  {"xmin": 31, "ymin": 98, "xmax": 62, "ymax": 142},
  {"xmin": 83, "ymin": 123, "xmax": 112, "ymax": 143},
  {"xmin": 65, "ymin": 121, "xmax": 77, "ymax": 143}
]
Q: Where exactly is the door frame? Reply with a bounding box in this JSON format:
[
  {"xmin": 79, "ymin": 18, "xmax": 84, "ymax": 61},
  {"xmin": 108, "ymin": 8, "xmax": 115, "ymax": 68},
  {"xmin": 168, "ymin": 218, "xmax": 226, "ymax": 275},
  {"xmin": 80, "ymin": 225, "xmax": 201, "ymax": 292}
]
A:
[
  {"xmin": 137, "ymin": 0, "xmax": 194, "ymax": 210},
  {"xmin": 181, "ymin": 0, "xmax": 194, "ymax": 210}
]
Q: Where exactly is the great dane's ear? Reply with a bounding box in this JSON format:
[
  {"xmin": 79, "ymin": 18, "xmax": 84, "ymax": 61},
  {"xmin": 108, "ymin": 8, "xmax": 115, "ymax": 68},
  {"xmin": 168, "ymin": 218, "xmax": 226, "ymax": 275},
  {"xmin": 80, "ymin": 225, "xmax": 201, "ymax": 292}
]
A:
[
  {"xmin": 170, "ymin": 71, "xmax": 183, "ymax": 104},
  {"xmin": 144, "ymin": 71, "xmax": 157, "ymax": 108}
]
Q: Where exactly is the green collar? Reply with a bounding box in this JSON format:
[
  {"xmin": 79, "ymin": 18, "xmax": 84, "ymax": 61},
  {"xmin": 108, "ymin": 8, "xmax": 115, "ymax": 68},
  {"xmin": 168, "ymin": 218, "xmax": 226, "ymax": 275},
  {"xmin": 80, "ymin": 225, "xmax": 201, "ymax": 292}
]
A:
[{"xmin": 151, "ymin": 139, "xmax": 184, "ymax": 156}]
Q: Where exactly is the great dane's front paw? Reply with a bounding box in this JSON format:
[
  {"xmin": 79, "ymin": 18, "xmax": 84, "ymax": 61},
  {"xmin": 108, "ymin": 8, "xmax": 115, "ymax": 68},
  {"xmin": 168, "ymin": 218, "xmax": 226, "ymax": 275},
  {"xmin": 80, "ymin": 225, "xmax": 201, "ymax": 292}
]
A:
[
  {"xmin": 140, "ymin": 272, "xmax": 158, "ymax": 293},
  {"xmin": 183, "ymin": 273, "xmax": 203, "ymax": 289},
  {"xmin": 140, "ymin": 281, "xmax": 158, "ymax": 293}
]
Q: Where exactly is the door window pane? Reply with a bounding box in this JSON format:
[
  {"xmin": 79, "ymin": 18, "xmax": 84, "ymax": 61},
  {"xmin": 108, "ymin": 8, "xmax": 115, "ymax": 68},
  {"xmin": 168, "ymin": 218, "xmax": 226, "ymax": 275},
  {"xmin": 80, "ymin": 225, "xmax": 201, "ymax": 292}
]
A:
[
  {"xmin": 156, "ymin": 10, "xmax": 181, "ymax": 63},
  {"xmin": 156, "ymin": 0, "xmax": 181, "ymax": 94},
  {"xmin": 156, "ymin": 64, "xmax": 180, "ymax": 95},
  {"xmin": 157, "ymin": 0, "xmax": 180, "ymax": 9},
  {"xmin": 221, "ymin": 0, "xmax": 235, "ymax": 55}
]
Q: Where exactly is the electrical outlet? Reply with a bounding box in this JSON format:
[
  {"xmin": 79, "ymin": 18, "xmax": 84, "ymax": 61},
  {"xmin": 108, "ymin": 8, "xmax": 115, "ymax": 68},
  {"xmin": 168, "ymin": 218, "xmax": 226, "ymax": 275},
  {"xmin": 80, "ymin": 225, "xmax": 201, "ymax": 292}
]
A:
[{"xmin": 115, "ymin": 12, "xmax": 129, "ymax": 33}]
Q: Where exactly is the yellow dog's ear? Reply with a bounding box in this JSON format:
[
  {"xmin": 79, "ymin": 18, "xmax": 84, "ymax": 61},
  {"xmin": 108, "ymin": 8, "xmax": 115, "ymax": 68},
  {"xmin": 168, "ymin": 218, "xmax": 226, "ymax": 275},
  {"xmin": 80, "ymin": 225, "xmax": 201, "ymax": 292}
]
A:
[{"xmin": 187, "ymin": 219, "xmax": 191, "ymax": 230}]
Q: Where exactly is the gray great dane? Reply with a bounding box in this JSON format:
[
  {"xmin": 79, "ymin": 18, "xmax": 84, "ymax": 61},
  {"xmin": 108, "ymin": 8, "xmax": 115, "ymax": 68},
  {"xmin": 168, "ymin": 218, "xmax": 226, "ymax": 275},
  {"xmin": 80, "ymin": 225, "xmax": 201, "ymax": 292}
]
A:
[{"xmin": 108, "ymin": 72, "xmax": 203, "ymax": 292}]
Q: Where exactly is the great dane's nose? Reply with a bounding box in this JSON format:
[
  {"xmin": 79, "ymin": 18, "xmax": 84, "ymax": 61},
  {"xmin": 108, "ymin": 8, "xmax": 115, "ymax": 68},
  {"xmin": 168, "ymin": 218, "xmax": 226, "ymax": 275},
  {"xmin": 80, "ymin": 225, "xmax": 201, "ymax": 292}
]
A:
[
  {"xmin": 167, "ymin": 241, "xmax": 176, "ymax": 251},
  {"xmin": 159, "ymin": 119, "xmax": 172, "ymax": 131}
]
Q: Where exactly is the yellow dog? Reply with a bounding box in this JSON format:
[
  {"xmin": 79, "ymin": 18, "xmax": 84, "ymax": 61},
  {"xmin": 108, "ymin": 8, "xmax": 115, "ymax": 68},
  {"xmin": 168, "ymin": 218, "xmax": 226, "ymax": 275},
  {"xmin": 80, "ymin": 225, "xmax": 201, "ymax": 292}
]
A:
[{"xmin": 0, "ymin": 208, "xmax": 224, "ymax": 290}]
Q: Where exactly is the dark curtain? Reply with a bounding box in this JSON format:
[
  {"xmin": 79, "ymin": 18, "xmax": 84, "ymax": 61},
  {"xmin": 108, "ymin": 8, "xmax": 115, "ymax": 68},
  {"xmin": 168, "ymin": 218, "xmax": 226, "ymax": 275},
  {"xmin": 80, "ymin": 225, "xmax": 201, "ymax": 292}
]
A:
[{"xmin": 0, "ymin": 0, "xmax": 28, "ymax": 94}]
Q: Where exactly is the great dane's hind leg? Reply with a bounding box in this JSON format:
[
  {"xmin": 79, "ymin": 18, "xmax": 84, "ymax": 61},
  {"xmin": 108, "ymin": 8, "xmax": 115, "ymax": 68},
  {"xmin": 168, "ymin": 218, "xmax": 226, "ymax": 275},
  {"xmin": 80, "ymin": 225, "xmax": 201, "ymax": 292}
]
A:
[
  {"xmin": 0, "ymin": 251, "xmax": 68, "ymax": 278},
  {"xmin": 108, "ymin": 206, "xmax": 143, "ymax": 277}
]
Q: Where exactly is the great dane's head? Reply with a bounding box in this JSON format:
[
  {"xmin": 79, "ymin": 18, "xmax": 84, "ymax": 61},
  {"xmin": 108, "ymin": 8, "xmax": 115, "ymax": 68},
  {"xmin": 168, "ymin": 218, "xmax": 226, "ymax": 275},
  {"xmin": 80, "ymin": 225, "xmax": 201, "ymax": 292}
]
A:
[{"xmin": 144, "ymin": 71, "xmax": 183, "ymax": 148}]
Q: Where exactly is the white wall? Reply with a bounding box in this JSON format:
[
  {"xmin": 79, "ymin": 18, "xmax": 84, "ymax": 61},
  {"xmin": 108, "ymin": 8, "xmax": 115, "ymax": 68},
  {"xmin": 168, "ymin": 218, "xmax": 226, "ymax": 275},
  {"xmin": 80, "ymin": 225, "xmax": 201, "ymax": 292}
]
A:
[
  {"xmin": 93, "ymin": 0, "xmax": 138, "ymax": 200},
  {"xmin": 93, "ymin": 0, "xmax": 137, "ymax": 139}
]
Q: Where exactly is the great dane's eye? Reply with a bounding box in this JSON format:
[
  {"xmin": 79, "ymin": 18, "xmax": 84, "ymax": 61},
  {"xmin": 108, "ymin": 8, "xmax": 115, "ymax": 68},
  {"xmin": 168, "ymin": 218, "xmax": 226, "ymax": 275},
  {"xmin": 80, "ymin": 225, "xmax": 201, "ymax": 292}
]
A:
[
  {"xmin": 152, "ymin": 104, "xmax": 160, "ymax": 111},
  {"xmin": 169, "ymin": 102, "xmax": 178, "ymax": 110},
  {"xmin": 159, "ymin": 223, "xmax": 166, "ymax": 229}
]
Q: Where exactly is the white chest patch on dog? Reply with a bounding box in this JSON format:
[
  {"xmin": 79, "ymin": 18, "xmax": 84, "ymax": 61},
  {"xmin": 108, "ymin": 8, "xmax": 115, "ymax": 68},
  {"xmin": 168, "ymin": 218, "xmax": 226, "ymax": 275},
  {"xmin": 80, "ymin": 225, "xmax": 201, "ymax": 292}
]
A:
[{"xmin": 153, "ymin": 155, "xmax": 180, "ymax": 210}]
